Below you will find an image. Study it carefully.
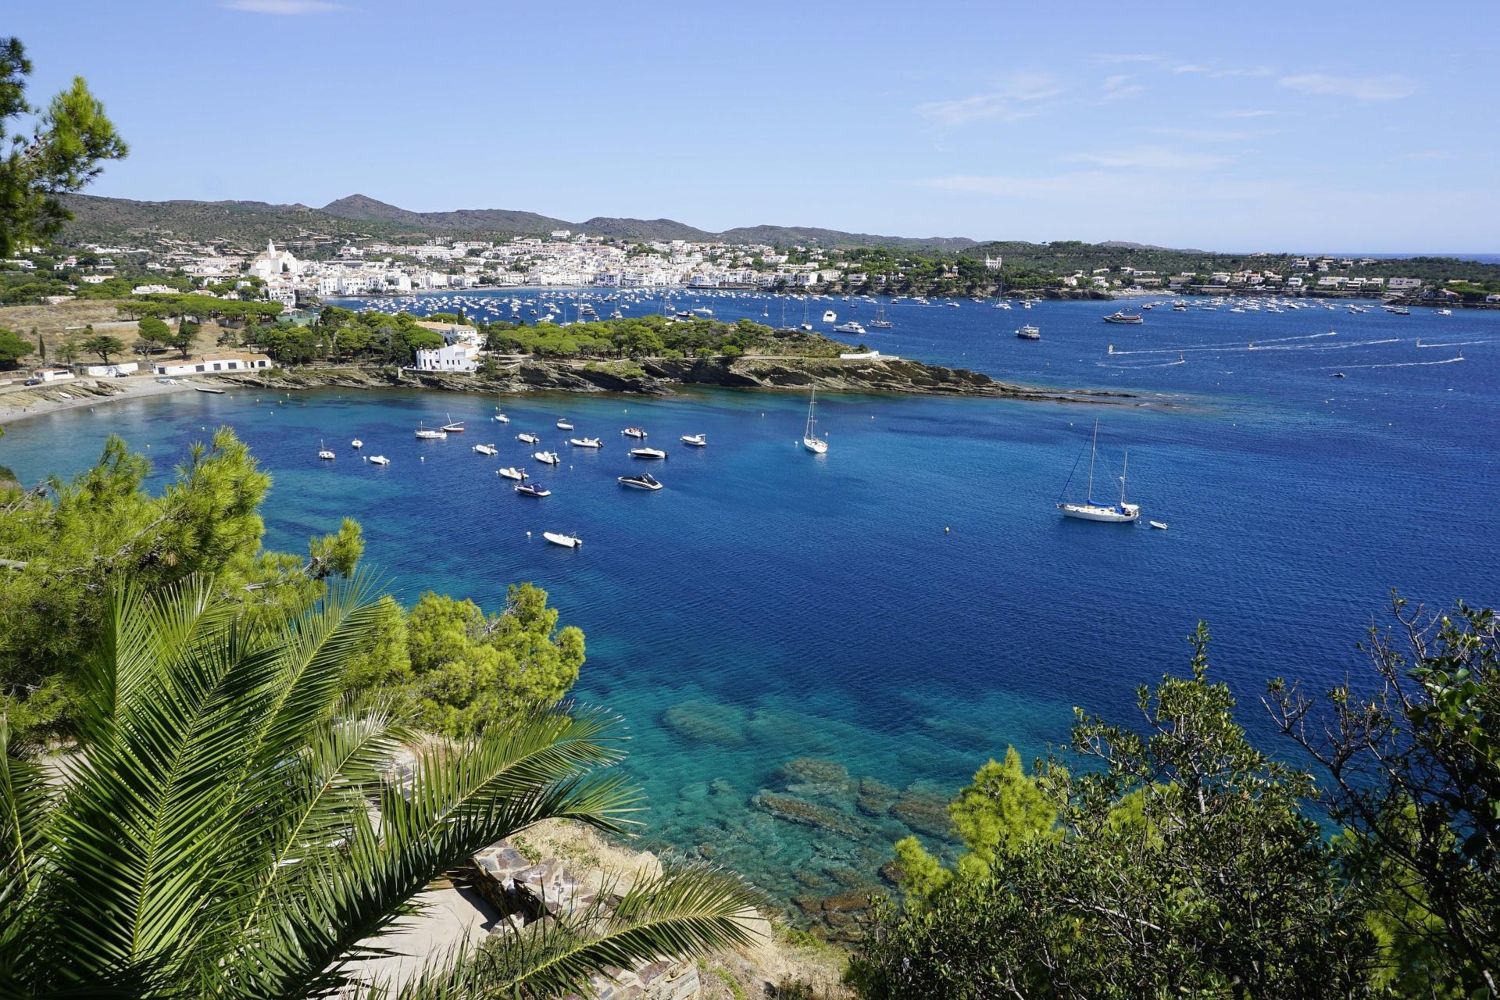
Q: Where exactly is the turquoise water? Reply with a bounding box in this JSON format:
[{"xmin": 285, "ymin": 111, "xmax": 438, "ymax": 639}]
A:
[{"xmin": 4, "ymin": 294, "xmax": 1497, "ymax": 913}]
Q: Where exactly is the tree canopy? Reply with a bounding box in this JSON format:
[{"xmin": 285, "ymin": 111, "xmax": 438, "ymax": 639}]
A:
[{"xmin": 0, "ymin": 36, "xmax": 127, "ymax": 257}]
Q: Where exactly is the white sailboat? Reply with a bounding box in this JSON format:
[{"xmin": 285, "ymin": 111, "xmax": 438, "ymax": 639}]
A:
[
  {"xmin": 870, "ymin": 302, "xmax": 893, "ymax": 328},
  {"xmin": 317, "ymin": 440, "xmax": 335, "ymax": 460},
  {"xmin": 1057, "ymin": 421, "xmax": 1140, "ymax": 523},
  {"xmin": 803, "ymin": 389, "xmax": 828, "ymax": 454}
]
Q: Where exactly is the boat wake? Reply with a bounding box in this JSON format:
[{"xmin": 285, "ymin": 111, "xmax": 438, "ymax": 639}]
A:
[
  {"xmin": 1321, "ymin": 356, "xmax": 1466, "ymax": 370},
  {"xmin": 1109, "ymin": 335, "xmax": 1398, "ymax": 357},
  {"xmin": 1415, "ymin": 339, "xmax": 1485, "ymax": 348},
  {"xmin": 1096, "ymin": 358, "xmax": 1187, "ymax": 369}
]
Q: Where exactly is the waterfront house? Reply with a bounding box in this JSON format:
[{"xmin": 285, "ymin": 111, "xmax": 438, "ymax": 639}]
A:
[{"xmin": 153, "ymin": 353, "xmax": 274, "ymax": 376}]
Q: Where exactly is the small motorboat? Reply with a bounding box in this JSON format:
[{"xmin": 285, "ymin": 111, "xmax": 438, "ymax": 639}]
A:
[
  {"xmin": 543, "ymin": 531, "xmax": 581, "ymax": 548},
  {"xmin": 822, "ymin": 309, "xmax": 837, "ymax": 323},
  {"xmin": 618, "ymin": 473, "xmax": 663, "ymax": 491},
  {"xmin": 680, "ymin": 433, "xmax": 707, "ymax": 447},
  {"xmin": 622, "ymin": 427, "xmax": 648, "ymax": 439},
  {"xmin": 368, "ymin": 455, "xmax": 390, "ymax": 466},
  {"xmin": 533, "ymin": 451, "xmax": 561, "ymax": 465},
  {"xmin": 1149, "ymin": 520, "xmax": 1169, "ymax": 531},
  {"xmin": 493, "ymin": 412, "xmax": 510, "ymax": 423},
  {"xmin": 194, "ymin": 385, "xmax": 225, "ymax": 394},
  {"xmin": 351, "ymin": 438, "xmax": 363, "ymax": 449},
  {"xmin": 556, "ymin": 419, "xmax": 574, "ymax": 430},
  {"xmin": 517, "ymin": 432, "xmax": 539, "ymax": 444},
  {"xmin": 415, "ymin": 423, "xmax": 447, "ymax": 440},
  {"xmin": 473, "ymin": 443, "xmax": 498, "ymax": 456},
  {"xmin": 515, "ymin": 482, "xmax": 551, "ymax": 497},
  {"xmin": 1332, "ymin": 372, "xmax": 1346, "ymax": 379},
  {"xmin": 497, "ymin": 467, "xmax": 527, "ymax": 480},
  {"xmin": 629, "ymin": 447, "xmax": 667, "ymax": 460},
  {"xmin": 569, "ymin": 437, "xmax": 602, "ymax": 448}
]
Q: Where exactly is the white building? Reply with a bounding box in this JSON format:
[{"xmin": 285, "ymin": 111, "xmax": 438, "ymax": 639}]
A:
[
  {"xmin": 248, "ymin": 240, "xmax": 301, "ymax": 281},
  {"xmin": 414, "ymin": 342, "xmax": 480, "ymax": 373},
  {"xmin": 83, "ymin": 361, "xmax": 139, "ymax": 377},
  {"xmin": 153, "ymin": 353, "xmax": 274, "ymax": 376}
]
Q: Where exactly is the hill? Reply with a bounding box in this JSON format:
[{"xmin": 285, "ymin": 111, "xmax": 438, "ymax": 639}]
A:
[{"xmin": 57, "ymin": 193, "xmax": 981, "ymax": 249}]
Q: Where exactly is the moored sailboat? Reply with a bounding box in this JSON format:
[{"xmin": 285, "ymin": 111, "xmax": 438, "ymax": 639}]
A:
[
  {"xmin": 1057, "ymin": 420, "xmax": 1140, "ymax": 523},
  {"xmin": 803, "ymin": 389, "xmax": 828, "ymax": 454}
]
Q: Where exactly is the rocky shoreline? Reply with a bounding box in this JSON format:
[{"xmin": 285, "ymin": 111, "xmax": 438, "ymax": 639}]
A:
[{"xmin": 218, "ymin": 355, "xmax": 1139, "ymax": 405}]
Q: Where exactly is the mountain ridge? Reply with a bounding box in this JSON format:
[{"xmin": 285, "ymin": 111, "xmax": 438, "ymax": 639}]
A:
[{"xmin": 57, "ymin": 192, "xmax": 982, "ymax": 250}]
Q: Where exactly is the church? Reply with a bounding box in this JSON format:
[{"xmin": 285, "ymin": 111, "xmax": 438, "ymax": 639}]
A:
[{"xmin": 248, "ymin": 240, "xmax": 301, "ymax": 281}]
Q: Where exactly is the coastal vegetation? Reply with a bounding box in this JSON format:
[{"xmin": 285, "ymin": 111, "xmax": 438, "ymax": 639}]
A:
[{"xmin": 849, "ymin": 618, "xmax": 1499, "ymax": 999}]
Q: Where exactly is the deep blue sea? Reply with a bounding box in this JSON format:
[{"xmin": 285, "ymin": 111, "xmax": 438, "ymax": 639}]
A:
[{"xmin": 4, "ymin": 291, "xmax": 1497, "ymax": 911}]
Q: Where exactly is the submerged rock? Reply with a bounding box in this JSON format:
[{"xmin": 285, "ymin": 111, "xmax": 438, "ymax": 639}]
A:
[
  {"xmin": 890, "ymin": 787, "xmax": 953, "ymax": 839},
  {"xmin": 660, "ymin": 699, "xmax": 750, "ymax": 746},
  {"xmin": 752, "ymin": 791, "xmax": 864, "ymax": 838},
  {"xmin": 855, "ymin": 777, "xmax": 899, "ymax": 817},
  {"xmin": 775, "ymin": 757, "xmax": 854, "ymax": 800}
]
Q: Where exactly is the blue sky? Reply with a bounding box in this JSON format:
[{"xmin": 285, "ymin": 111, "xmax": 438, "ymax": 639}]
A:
[{"xmin": 9, "ymin": 0, "xmax": 1498, "ymax": 251}]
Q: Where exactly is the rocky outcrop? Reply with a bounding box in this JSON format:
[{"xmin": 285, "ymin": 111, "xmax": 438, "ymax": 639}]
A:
[{"xmin": 220, "ymin": 355, "xmax": 1138, "ymax": 404}]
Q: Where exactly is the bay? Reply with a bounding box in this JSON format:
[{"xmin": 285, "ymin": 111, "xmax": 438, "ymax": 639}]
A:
[{"xmin": 3, "ymin": 292, "xmax": 1496, "ymax": 907}]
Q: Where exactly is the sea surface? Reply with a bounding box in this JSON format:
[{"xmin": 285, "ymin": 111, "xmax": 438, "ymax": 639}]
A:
[{"xmin": 4, "ymin": 292, "xmax": 1497, "ymax": 913}]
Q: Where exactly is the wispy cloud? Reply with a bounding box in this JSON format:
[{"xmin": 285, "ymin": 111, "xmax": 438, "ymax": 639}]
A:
[
  {"xmin": 1403, "ymin": 149, "xmax": 1456, "ymax": 162},
  {"xmin": 222, "ymin": 0, "xmax": 341, "ymax": 13},
  {"xmin": 1094, "ymin": 53, "xmax": 1162, "ymax": 65},
  {"xmin": 1099, "ymin": 74, "xmax": 1144, "ymax": 103},
  {"xmin": 1219, "ymin": 109, "xmax": 1278, "ymax": 119},
  {"xmin": 917, "ymin": 74, "xmax": 1063, "ymax": 126},
  {"xmin": 1279, "ymin": 73, "xmax": 1416, "ymax": 101},
  {"xmin": 1150, "ymin": 127, "xmax": 1257, "ymax": 143},
  {"xmin": 1067, "ymin": 145, "xmax": 1234, "ymax": 171}
]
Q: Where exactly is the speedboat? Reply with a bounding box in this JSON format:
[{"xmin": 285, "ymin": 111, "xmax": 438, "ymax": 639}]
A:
[
  {"xmin": 618, "ymin": 473, "xmax": 663, "ymax": 491},
  {"xmin": 822, "ymin": 310, "xmax": 837, "ymax": 323},
  {"xmin": 472, "ymin": 443, "xmax": 498, "ymax": 456},
  {"xmin": 415, "ymin": 423, "xmax": 447, "ymax": 440},
  {"xmin": 515, "ymin": 482, "xmax": 550, "ymax": 497},
  {"xmin": 1103, "ymin": 311, "xmax": 1144, "ymax": 325},
  {"xmin": 368, "ymin": 455, "xmax": 390, "ymax": 466},
  {"xmin": 497, "ymin": 466, "xmax": 527, "ymax": 480},
  {"xmin": 533, "ymin": 451, "xmax": 561, "ymax": 465},
  {"xmin": 517, "ymin": 432, "xmax": 539, "ymax": 444},
  {"xmin": 833, "ymin": 321, "xmax": 866, "ymax": 335},
  {"xmin": 556, "ymin": 419, "xmax": 574, "ymax": 430},
  {"xmin": 622, "ymin": 427, "xmax": 648, "ymax": 439},
  {"xmin": 1149, "ymin": 520, "xmax": 1169, "ymax": 530},
  {"xmin": 351, "ymin": 438, "xmax": 363, "ymax": 449},
  {"xmin": 569, "ymin": 437, "xmax": 602, "ymax": 448},
  {"xmin": 680, "ymin": 433, "xmax": 707, "ymax": 447},
  {"xmin": 629, "ymin": 447, "xmax": 667, "ymax": 459},
  {"xmin": 543, "ymin": 531, "xmax": 580, "ymax": 547},
  {"xmin": 1016, "ymin": 325, "xmax": 1041, "ymax": 341}
]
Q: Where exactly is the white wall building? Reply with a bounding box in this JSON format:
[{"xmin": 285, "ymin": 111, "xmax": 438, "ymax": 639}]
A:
[{"xmin": 154, "ymin": 354, "xmax": 274, "ymax": 376}]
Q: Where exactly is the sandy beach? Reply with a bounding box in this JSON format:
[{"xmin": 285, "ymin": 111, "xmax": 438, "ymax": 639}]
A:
[{"xmin": 0, "ymin": 373, "xmax": 207, "ymax": 425}]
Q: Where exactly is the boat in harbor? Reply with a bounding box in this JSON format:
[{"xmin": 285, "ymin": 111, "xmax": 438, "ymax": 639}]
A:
[
  {"xmin": 351, "ymin": 438, "xmax": 363, "ymax": 449},
  {"xmin": 1057, "ymin": 420, "xmax": 1140, "ymax": 523},
  {"xmin": 803, "ymin": 389, "xmax": 828, "ymax": 454},
  {"xmin": 833, "ymin": 321, "xmax": 866, "ymax": 335},
  {"xmin": 629, "ymin": 447, "xmax": 667, "ymax": 459},
  {"xmin": 1016, "ymin": 324, "xmax": 1041, "ymax": 341},
  {"xmin": 493, "ymin": 411, "xmax": 510, "ymax": 423},
  {"xmin": 517, "ymin": 432, "xmax": 540, "ymax": 444},
  {"xmin": 497, "ymin": 466, "xmax": 527, "ymax": 480},
  {"xmin": 1103, "ymin": 311, "xmax": 1144, "ymax": 325},
  {"xmin": 368, "ymin": 455, "xmax": 390, "ymax": 466},
  {"xmin": 622, "ymin": 427, "xmax": 648, "ymax": 439},
  {"xmin": 1149, "ymin": 520, "xmax": 1169, "ymax": 530},
  {"xmin": 441, "ymin": 416, "xmax": 465, "ymax": 433},
  {"xmin": 822, "ymin": 309, "xmax": 837, "ymax": 324},
  {"xmin": 194, "ymin": 385, "xmax": 225, "ymax": 394},
  {"xmin": 618, "ymin": 472, "xmax": 663, "ymax": 491},
  {"xmin": 680, "ymin": 433, "xmax": 707, "ymax": 447},
  {"xmin": 472, "ymin": 443, "xmax": 498, "ymax": 456},
  {"xmin": 533, "ymin": 451, "xmax": 561, "ymax": 465},
  {"xmin": 318, "ymin": 440, "xmax": 335, "ymax": 460},
  {"xmin": 415, "ymin": 423, "xmax": 447, "ymax": 440},
  {"xmin": 870, "ymin": 302, "xmax": 893, "ymax": 328},
  {"xmin": 569, "ymin": 437, "xmax": 602, "ymax": 448},
  {"xmin": 556, "ymin": 419, "xmax": 574, "ymax": 430},
  {"xmin": 543, "ymin": 531, "xmax": 580, "ymax": 547},
  {"xmin": 515, "ymin": 482, "xmax": 550, "ymax": 497}
]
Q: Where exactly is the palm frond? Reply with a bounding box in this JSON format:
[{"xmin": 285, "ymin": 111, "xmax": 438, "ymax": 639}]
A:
[
  {"xmin": 387, "ymin": 864, "xmax": 766, "ymax": 1000},
  {"xmin": 0, "ymin": 714, "xmax": 58, "ymax": 988}
]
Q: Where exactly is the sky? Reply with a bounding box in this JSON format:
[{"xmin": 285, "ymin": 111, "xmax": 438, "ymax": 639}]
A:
[{"xmin": 8, "ymin": 0, "xmax": 1499, "ymax": 251}]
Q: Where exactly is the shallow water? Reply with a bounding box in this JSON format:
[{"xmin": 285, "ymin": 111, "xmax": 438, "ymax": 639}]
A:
[{"xmin": 4, "ymin": 293, "xmax": 1496, "ymax": 911}]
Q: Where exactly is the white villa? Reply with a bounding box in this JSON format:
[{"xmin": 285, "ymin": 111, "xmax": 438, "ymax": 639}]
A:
[
  {"xmin": 248, "ymin": 240, "xmax": 302, "ymax": 281},
  {"xmin": 413, "ymin": 321, "xmax": 482, "ymax": 373}
]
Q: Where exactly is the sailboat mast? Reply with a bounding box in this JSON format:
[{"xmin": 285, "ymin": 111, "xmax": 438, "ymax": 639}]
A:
[
  {"xmin": 1086, "ymin": 420, "xmax": 1098, "ymax": 502},
  {"xmin": 1120, "ymin": 448, "xmax": 1129, "ymax": 505}
]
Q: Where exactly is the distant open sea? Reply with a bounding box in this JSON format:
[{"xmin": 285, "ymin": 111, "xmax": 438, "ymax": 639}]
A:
[{"xmin": 4, "ymin": 291, "xmax": 1497, "ymax": 913}]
